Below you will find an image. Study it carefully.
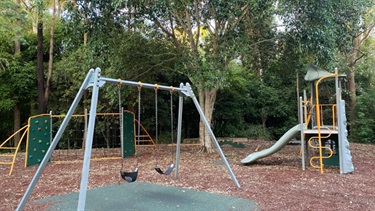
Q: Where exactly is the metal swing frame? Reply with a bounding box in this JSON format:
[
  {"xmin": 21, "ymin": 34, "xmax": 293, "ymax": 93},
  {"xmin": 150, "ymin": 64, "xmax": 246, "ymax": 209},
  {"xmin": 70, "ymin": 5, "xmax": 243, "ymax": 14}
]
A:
[{"xmin": 17, "ymin": 68, "xmax": 240, "ymax": 211}]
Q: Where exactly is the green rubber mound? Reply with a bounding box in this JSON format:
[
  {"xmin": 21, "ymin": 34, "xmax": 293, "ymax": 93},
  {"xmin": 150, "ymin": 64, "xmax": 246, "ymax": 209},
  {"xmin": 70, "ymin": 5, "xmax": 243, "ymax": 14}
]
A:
[
  {"xmin": 219, "ymin": 140, "xmax": 245, "ymax": 148},
  {"xmin": 35, "ymin": 182, "xmax": 259, "ymax": 211}
]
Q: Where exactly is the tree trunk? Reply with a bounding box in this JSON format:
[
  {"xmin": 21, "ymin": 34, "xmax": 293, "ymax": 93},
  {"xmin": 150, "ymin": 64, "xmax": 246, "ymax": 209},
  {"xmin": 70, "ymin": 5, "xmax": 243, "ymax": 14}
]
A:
[
  {"xmin": 37, "ymin": 20, "xmax": 46, "ymax": 114},
  {"xmin": 14, "ymin": 0, "xmax": 21, "ymax": 54},
  {"xmin": 45, "ymin": 0, "xmax": 56, "ymax": 110},
  {"xmin": 13, "ymin": 0, "xmax": 21, "ymax": 147},
  {"xmin": 83, "ymin": 2, "xmax": 88, "ymax": 112},
  {"xmin": 198, "ymin": 86, "xmax": 219, "ymax": 153},
  {"xmin": 57, "ymin": 0, "xmax": 62, "ymax": 18},
  {"xmin": 347, "ymin": 36, "xmax": 360, "ymax": 125},
  {"xmin": 348, "ymin": 70, "xmax": 356, "ymax": 123},
  {"xmin": 13, "ymin": 104, "xmax": 21, "ymax": 147},
  {"xmin": 14, "ymin": 41, "xmax": 20, "ymax": 55}
]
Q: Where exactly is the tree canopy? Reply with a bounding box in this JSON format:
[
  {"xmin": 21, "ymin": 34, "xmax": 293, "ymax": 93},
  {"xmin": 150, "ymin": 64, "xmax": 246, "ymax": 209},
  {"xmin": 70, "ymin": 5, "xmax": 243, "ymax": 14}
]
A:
[{"xmin": 0, "ymin": 0, "xmax": 374, "ymax": 146}]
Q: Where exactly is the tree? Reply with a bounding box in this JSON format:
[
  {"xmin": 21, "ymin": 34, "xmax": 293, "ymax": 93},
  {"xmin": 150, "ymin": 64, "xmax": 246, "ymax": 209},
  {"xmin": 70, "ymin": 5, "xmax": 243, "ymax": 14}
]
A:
[
  {"xmin": 344, "ymin": 6, "xmax": 375, "ymax": 124},
  {"xmin": 132, "ymin": 0, "xmax": 275, "ymax": 152},
  {"xmin": 278, "ymin": 0, "xmax": 373, "ymax": 125},
  {"xmin": 35, "ymin": 0, "xmax": 46, "ymax": 113},
  {"xmin": 348, "ymin": 29, "xmax": 375, "ymax": 143},
  {"xmin": 44, "ymin": 0, "xmax": 57, "ymax": 113},
  {"xmin": 0, "ymin": 0, "xmax": 29, "ymax": 146}
]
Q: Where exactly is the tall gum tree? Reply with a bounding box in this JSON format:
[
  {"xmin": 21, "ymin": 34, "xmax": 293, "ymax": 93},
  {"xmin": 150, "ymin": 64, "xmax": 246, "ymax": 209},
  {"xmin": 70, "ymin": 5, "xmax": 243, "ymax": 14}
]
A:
[
  {"xmin": 345, "ymin": 7, "xmax": 375, "ymax": 124},
  {"xmin": 133, "ymin": 0, "xmax": 267, "ymax": 152},
  {"xmin": 14, "ymin": 0, "xmax": 22, "ymax": 146}
]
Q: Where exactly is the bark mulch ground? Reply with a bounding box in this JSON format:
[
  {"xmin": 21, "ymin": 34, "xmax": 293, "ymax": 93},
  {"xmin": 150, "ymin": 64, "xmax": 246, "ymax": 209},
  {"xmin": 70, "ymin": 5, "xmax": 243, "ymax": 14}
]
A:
[{"xmin": 1, "ymin": 139, "xmax": 374, "ymax": 210}]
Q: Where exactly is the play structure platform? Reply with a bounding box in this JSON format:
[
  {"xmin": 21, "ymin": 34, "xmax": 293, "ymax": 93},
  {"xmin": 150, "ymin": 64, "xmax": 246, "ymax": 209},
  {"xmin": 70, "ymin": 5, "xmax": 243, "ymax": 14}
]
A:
[{"xmin": 241, "ymin": 65, "xmax": 354, "ymax": 174}]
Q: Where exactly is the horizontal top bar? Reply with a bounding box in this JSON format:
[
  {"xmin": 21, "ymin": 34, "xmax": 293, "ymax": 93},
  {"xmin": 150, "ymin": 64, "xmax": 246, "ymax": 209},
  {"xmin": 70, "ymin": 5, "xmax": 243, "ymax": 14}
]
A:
[{"xmin": 101, "ymin": 77, "xmax": 186, "ymax": 92}]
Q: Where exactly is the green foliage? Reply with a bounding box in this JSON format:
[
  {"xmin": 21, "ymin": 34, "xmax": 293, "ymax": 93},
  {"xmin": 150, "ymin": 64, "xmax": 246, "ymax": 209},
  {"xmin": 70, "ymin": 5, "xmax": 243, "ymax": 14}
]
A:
[
  {"xmin": 278, "ymin": 0, "xmax": 373, "ymax": 64},
  {"xmin": 246, "ymin": 124, "xmax": 273, "ymax": 141},
  {"xmin": 213, "ymin": 60, "xmax": 298, "ymax": 140},
  {"xmin": 0, "ymin": 31, "xmax": 37, "ymax": 112},
  {"xmin": 351, "ymin": 91, "xmax": 375, "ymax": 144},
  {"xmin": 1, "ymin": 0, "xmax": 374, "ymax": 147},
  {"xmin": 0, "ymin": 0, "xmax": 28, "ymax": 43},
  {"xmin": 349, "ymin": 35, "xmax": 375, "ymax": 144}
]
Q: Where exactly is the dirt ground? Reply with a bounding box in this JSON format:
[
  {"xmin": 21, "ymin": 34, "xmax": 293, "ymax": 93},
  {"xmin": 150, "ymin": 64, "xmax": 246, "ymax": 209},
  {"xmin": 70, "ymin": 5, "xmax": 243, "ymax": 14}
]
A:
[{"xmin": 1, "ymin": 139, "xmax": 374, "ymax": 211}]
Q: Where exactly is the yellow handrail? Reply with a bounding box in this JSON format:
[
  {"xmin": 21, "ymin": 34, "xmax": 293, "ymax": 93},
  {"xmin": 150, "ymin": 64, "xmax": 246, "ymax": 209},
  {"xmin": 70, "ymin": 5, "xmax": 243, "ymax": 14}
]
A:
[
  {"xmin": 0, "ymin": 125, "xmax": 29, "ymax": 148},
  {"xmin": 10, "ymin": 126, "xmax": 29, "ymax": 175},
  {"xmin": 0, "ymin": 125, "xmax": 29, "ymax": 175},
  {"xmin": 314, "ymin": 72, "xmax": 337, "ymax": 174},
  {"xmin": 304, "ymin": 103, "xmax": 337, "ymax": 130}
]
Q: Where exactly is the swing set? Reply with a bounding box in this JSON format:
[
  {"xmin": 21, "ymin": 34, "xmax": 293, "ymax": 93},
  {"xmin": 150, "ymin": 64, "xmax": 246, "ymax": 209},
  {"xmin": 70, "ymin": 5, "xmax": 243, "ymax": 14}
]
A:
[{"xmin": 17, "ymin": 68, "xmax": 240, "ymax": 211}]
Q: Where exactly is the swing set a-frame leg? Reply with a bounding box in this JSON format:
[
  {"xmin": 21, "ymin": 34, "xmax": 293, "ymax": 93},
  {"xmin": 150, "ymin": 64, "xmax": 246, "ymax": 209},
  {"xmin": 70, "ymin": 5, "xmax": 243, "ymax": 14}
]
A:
[
  {"xmin": 16, "ymin": 68, "xmax": 99, "ymax": 211},
  {"xmin": 185, "ymin": 83, "xmax": 241, "ymax": 188},
  {"xmin": 77, "ymin": 68, "xmax": 102, "ymax": 210}
]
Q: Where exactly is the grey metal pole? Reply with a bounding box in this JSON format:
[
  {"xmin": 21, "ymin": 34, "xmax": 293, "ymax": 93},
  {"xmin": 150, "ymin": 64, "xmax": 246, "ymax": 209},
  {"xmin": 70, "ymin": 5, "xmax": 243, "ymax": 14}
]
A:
[
  {"xmin": 299, "ymin": 97, "xmax": 305, "ymax": 170},
  {"xmin": 335, "ymin": 68, "xmax": 344, "ymax": 174},
  {"xmin": 16, "ymin": 69, "xmax": 95, "ymax": 211},
  {"xmin": 83, "ymin": 108, "xmax": 88, "ymax": 149},
  {"xmin": 174, "ymin": 83, "xmax": 184, "ymax": 179},
  {"xmin": 101, "ymin": 77, "xmax": 186, "ymax": 93},
  {"xmin": 77, "ymin": 68, "xmax": 102, "ymax": 210},
  {"xmin": 49, "ymin": 111, "xmax": 53, "ymax": 160},
  {"xmin": 185, "ymin": 83, "xmax": 240, "ymax": 188}
]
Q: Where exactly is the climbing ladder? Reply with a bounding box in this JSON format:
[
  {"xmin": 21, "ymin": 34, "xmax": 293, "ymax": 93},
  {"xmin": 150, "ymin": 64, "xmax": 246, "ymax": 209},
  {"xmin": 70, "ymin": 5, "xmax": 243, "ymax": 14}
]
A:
[
  {"xmin": 0, "ymin": 125, "xmax": 29, "ymax": 175},
  {"xmin": 135, "ymin": 119, "xmax": 157, "ymax": 148}
]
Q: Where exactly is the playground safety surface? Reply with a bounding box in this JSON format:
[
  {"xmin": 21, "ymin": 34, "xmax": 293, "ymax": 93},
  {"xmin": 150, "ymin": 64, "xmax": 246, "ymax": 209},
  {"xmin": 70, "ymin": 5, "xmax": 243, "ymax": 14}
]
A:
[
  {"xmin": 35, "ymin": 182, "xmax": 259, "ymax": 210},
  {"xmin": 3, "ymin": 141, "xmax": 375, "ymax": 210}
]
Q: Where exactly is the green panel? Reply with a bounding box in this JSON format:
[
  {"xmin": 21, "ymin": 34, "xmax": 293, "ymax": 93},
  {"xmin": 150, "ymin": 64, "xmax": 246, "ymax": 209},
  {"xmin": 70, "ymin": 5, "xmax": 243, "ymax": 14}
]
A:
[
  {"xmin": 322, "ymin": 137, "xmax": 340, "ymax": 167},
  {"xmin": 123, "ymin": 111, "xmax": 135, "ymax": 158},
  {"xmin": 27, "ymin": 115, "xmax": 52, "ymax": 167},
  {"xmin": 305, "ymin": 134, "xmax": 340, "ymax": 167}
]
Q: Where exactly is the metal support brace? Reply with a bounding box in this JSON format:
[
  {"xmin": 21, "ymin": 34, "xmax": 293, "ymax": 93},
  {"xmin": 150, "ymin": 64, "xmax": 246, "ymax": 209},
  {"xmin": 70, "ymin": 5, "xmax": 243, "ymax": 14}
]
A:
[
  {"xmin": 16, "ymin": 69, "xmax": 96, "ymax": 211},
  {"xmin": 174, "ymin": 83, "xmax": 184, "ymax": 179},
  {"xmin": 77, "ymin": 68, "xmax": 102, "ymax": 210}
]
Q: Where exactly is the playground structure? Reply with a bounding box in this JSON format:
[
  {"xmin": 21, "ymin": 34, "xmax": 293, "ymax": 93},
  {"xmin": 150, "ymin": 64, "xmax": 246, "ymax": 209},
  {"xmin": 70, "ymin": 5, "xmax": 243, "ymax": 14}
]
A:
[
  {"xmin": 242, "ymin": 65, "xmax": 354, "ymax": 174},
  {"xmin": 0, "ymin": 110, "xmax": 158, "ymax": 175},
  {"xmin": 16, "ymin": 68, "xmax": 240, "ymax": 211}
]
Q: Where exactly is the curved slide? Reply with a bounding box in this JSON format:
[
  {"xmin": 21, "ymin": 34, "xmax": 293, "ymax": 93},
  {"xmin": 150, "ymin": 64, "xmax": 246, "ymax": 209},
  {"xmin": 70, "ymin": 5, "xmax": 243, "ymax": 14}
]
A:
[{"xmin": 241, "ymin": 124, "xmax": 301, "ymax": 164}]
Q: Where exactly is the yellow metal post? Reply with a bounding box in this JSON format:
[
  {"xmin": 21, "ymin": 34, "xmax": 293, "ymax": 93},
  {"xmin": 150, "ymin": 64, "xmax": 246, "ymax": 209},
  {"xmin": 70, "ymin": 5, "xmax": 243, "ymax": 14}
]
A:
[{"xmin": 314, "ymin": 72, "xmax": 337, "ymax": 174}]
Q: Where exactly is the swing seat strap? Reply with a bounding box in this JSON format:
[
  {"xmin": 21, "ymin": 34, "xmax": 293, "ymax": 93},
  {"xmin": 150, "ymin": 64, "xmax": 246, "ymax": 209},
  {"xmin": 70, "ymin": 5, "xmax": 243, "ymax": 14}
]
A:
[
  {"xmin": 120, "ymin": 168, "xmax": 139, "ymax": 183},
  {"xmin": 155, "ymin": 164, "xmax": 175, "ymax": 175}
]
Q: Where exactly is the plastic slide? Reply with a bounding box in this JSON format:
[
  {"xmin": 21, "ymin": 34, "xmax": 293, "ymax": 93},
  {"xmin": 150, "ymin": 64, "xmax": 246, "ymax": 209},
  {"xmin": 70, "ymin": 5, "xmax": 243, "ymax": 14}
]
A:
[{"xmin": 241, "ymin": 124, "xmax": 301, "ymax": 164}]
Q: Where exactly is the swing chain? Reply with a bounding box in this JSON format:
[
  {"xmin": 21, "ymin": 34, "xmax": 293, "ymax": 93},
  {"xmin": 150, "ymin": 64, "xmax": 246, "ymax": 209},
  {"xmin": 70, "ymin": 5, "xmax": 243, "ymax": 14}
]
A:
[
  {"xmin": 117, "ymin": 83, "xmax": 124, "ymax": 171},
  {"xmin": 154, "ymin": 88, "xmax": 176, "ymax": 175},
  {"xmin": 170, "ymin": 90, "xmax": 173, "ymax": 144},
  {"xmin": 155, "ymin": 86, "xmax": 158, "ymax": 143},
  {"xmin": 137, "ymin": 84, "xmax": 142, "ymax": 147},
  {"xmin": 154, "ymin": 85, "xmax": 159, "ymax": 167}
]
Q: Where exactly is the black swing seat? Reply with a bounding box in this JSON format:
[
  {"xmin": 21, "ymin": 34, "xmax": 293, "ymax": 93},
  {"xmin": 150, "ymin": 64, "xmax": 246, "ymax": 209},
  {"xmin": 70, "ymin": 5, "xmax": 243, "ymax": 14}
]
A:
[
  {"xmin": 120, "ymin": 168, "xmax": 139, "ymax": 183},
  {"xmin": 155, "ymin": 164, "xmax": 175, "ymax": 175}
]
